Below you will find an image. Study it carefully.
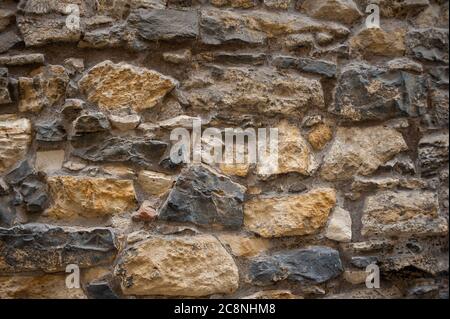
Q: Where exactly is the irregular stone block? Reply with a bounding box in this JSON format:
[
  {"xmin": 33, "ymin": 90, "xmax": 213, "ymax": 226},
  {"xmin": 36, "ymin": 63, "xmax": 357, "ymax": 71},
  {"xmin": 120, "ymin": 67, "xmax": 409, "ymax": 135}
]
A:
[
  {"xmin": 307, "ymin": 123, "xmax": 333, "ymax": 150},
  {"xmin": 0, "ymin": 115, "xmax": 32, "ymax": 174},
  {"xmin": 418, "ymin": 133, "xmax": 449, "ymax": 177},
  {"xmin": 115, "ymin": 234, "xmax": 239, "ymax": 296},
  {"xmin": 249, "ymin": 246, "xmax": 343, "ymax": 285},
  {"xmin": 159, "ymin": 165, "xmax": 246, "ymax": 229},
  {"xmin": 78, "ymin": 61, "xmax": 177, "ymax": 112},
  {"xmin": 73, "ymin": 112, "xmax": 110, "ymax": 135},
  {"xmin": 35, "ymin": 120, "xmax": 67, "ymax": 143},
  {"xmin": 350, "ymin": 27, "xmax": 406, "ymax": 57},
  {"xmin": 361, "ymin": 190, "xmax": 448, "ymax": 237},
  {"xmin": 137, "ymin": 170, "xmax": 174, "ymax": 196},
  {"xmin": 45, "ymin": 176, "xmax": 137, "ymax": 219},
  {"xmin": 244, "ymin": 188, "xmax": 336, "ymax": 238},
  {"xmin": 0, "ymin": 53, "xmax": 45, "ymax": 66},
  {"xmin": 0, "ymin": 223, "xmax": 117, "ymax": 273},
  {"xmin": 217, "ymin": 234, "xmax": 271, "ymax": 257},
  {"xmin": 406, "ymin": 28, "xmax": 449, "ymax": 63},
  {"xmin": 128, "ymin": 9, "xmax": 199, "ymax": 41},
  {"xmin": 0, "ymin": 67, "xmax": 11, "ymax": 104},
  {"xmin": 301, "ymin": 0, "xmax": 362, "ymax": 25},
  {"xmin": 273, "ymin": 56, "xmax": 337, "ymax": 78},
  {"xmin": 321, "ymin": 125, "xmax": 408, "ymax": 181},
  {"xmin": 325, "ymin": 207, "xmax": 352, "ymax": 242},
  {"xmin": 0, "ymin": 31, "xmax": 21, "ymax": 54}
]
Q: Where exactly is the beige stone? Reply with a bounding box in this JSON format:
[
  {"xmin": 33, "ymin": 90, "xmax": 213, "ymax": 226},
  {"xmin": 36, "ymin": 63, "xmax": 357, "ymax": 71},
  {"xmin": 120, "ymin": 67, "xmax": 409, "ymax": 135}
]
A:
[
  {"xmin": 361, "ymin": 190, "xmax": 448, "ymax": 237},
  {"xmin": 109, "ymin": 114, "xmax": 141, "ymax": 131},
  {"xmin": 301, "ymin": 0, "xmax": 362, "ymax": 25},
  {"xmin": 115, "ymin": 234, "xmax": 239, "ymax": 297},
  {"xmin": 35, "ymin": 150, "xmax": 65, "ymax": 174},
  {"xmin": 344, "ymin": 270, "xmax": 367, "ymax": 285},
  {"xmin": 350, "ymin": 27, "xmax": 406, "ymax": 57},
  {"xmin": 220, "ymin": 162, "xmax": 250, "ymax": 177},
  {"xmin": 308, "ymin": 123, "xmax": 333, "ymax": 150},
  {"xmin": 325, "ymin": 207, "xmax": 352, "ymax": 242},
  {"xmin": 243, "ymin": 290, "xmax": 302, "ymax": 299},
  {"xmin": 321, "ymin": 126, "xmax": 408, "ymax": 181},
  {"xmin": 137, "ymin": 170, "xmax": 174, "ymax": 196},
  {"xmin": 78, "ymin": 61, "xmax": 177, "ymax": 113},
  {"xmin": 18, "ymin": 65, "xmax": 69, "ymax": 113},
  {"xmin": 45, "ymin": 176, "xmax": 137, "ymax": 219},
  {"xmin": 0, "ymin": 275, "xmax": 86, "ymax": 299},
  {"xmin": 0, "ymin": 115, "xmax": 32, "ymax": 174},
  {"xmin": 244, "ymin": 188, "xmax": 336, "ymax": 238},
  {"xmin": 218, "ymin": 234, "xmax": 271, "ymax": 257},
  {"xmin": 257, "ymin": 120, "xmax": 318, "ymax": 176}
]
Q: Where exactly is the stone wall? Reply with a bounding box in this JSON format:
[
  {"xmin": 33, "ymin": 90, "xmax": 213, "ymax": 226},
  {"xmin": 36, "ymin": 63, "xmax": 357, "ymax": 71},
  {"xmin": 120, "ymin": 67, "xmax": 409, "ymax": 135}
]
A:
[{"xmin": 0, "ymin": 0, "xmax": 449, "ymax": 299}]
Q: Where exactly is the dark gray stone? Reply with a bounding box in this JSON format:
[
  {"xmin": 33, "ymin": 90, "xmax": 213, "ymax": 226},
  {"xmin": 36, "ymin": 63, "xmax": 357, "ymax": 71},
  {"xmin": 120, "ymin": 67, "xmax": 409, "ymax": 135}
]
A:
[
  {"xmin": 273, "ymin": 56, "xmax": 337, "ymax": 78},
  {"xmin": 72, "ymin": 136, "xmax": 168, "ymax": 168},
  {"xmin": 200, "ymin": 10, "xmax": 266, "ymax": 45},
  {"xmin": 73, "ymin": 112, "xmax": 110, "ymax": 135},
  {"xmin": 5, "ymin": 160, "xmax": 34, "ymax": 185},
  {"xmin": 159, "ymin": 165, "xmax": 246, "ymax": 229},
  {"xmin": 351, "ymin": 256, "xmax": 379, "ymax": 268},
  {"xmin": 209, "ymin": 52, "xmax": 267, "ymax": 65},
  {"xmin": 0, "ymin": 67, "xmax": 11, "ymax": 104},
  {"xmin": 86, "ymin": 279, "xmax": 119, "ymax": 299},
  {"xmin": 418, "ymin": 133, "xmax": 449, "ymax": 177},
  {"xmin": 0, "ymin": 223, "xmax": 118, "ymax": 273},
  {"xmin": 249, "ymin": 246, "xmax": 343, "ymax": 285},
  {"xmin": 406, "ymin": 28, "xmax": 449, "ymax": 63},
  {"xmin": 129, "ymin": 9, "xmax": 199, "ymax": 42},
  {"xmin": 0, "ymin": 30, "xmax": 21, "ymax": 53},
  {"xmin": 35, "ymin": 120, "xmax": 67, "ymax": 142},
  {"xmin": 332, "ymin": 62, "xmax": 428, "ymax": 121}
]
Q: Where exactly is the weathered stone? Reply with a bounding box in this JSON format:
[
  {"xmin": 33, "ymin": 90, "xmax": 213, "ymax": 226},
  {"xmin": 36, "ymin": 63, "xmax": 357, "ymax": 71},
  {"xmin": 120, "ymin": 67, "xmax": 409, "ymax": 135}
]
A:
[
  {"xmin": 35, "ymin": 150, "xmax": 65, "ymax": 174},
  {"xmin": 361, "ymin": 190, "xmax": 448, "ymax": 237},
  {"xmin": 273, "ymin": 56, "xmax": 337, "ymax": 78},
  {"xmin": 85, "ymin": 279, "xmax": 118, "ymax": 299},
  {"xmin": 199, "ymin": 9, "xmax": 349, "ymax": 46},
  {"xmin": 137, "ymin": 170, "xmax": 174, "ymax": 196},
  {"xmin": 406, "ymin": 28, "xmax": 449, "ymax": 63},
  {"xmin": 301, "ymin": 0, "xmax": 362, "ymax": 25},
  {"xmin": 201, "ymin": 51, "xmax": 267, "ymax": 65},
  {"xmin": 321, "ymin": 125, "xmax": 408, "ymax": 181},
  {"xmin": 158, "ymin": 115, "xmax": 203, "ymax": 129},
  {"xmin": 35, "ymin": 120, "xmax": 67, "ymax": 143},
  {"xmin": 0, "ymin": 223, "xmax": 117, "ymax": 273},
  {"xmin": 325, "ymin": 287, "xmax": 402, "ymax": 299},
  {"xmin": 257, "ymin": 121, "xmax": 318, "ymax": 176},
  {"xmin": 78, "ymin": 61, "xmax": 177, "ymax": 113},
  {"xmin": 430, "ymin": 88, "xmax": 449, "ymax": 128},
  {"xmin": 128, "ymin": 9, "xmax": 199, "ymax": 41},
  {"xmin": 73, "ymin": 112, "xmax": 110, "ymax": 134},
  {"xmin": 72, "ymin": 136, "xmax": 168, "ymax": 168},
  {"xmin": 16, "ymin": 15, "xmax": 81, "ymax": 47},
  {"xmin": 415, "ymin": 3, "xmax": 448, "ymax": 28},
  {"xmin": 263, "ymin": 0, "xmax": 291, "ymax": 9},
  {"xmin": 115, "ymin": 234, "xmax": 239, "ymax": 296},
  {"xmin": 64, "ymin": 58, "xmax": 84, "ymax": 74},
  {"xmin": 131, "ymin": 200, "xmax": 158, "ymax": 222},
  {"xmin": 0, "ymin": 67, "xmax": 11, "ymax": 105},
  {"xmin": 186, "ymin": 66, "xmax": 324, "ymax": 117},
  {"xmin": 307, "ymin": 124, "xmax": 333, "ymax": 150},
  {"xmin": 325, "ymin": 207, "xmax": 352, "ymax": 242},
  {"xmin": 0, "ymin": 115, "xmax": 32, "ymax": 174},
  {"xmin": 159, "ymin": 165, "xmax": 246, "ymax": 229},
  {"xmin": 343, "ymin": 270, "xmax": 367, "ymax": 284},
  {"xmin": 109, "ymin": 113, "xmax": 141, "ymax": 131},
  {"xmin": 0, "ymin": 9, "xmax": 14, "ymax": 32},
  {"xmin": 0, "ymin": 53, "xmax": 44, "ymax": 66},
  {"xmin": 387, "ymin": 58, "xmax": 423, "ymax": 73},
  {"xmin": 61, "ymin": 98, "xmax": 85, "ymax": 121},
  {"xmin": 250, "ymin": 246, "xmax": 343, "ymax": 285},
  {"xmin": 332, "ymin": 62, "xmax": 429, "ymax": 121},
  {"xmin": 218, "ymin": 234, "xmax": 271, "ymax": 257},
  {"xmin": 44, "ymin": 176, "xmax": 137, "ymax": 219},
  {"xmin": 162, "ymin": 49, "xmax": 192, "ymax": 64},
  {"xmin": 350, "ymin": 27, "xmax": 406, "ymax": 57},
  {"xmin": 418, "ymin": 133, "xmax": 449, "ymax": 177},
  {"xmin": 210, "ymin": 0, "xmax": 257, "ymax": 8},
  {"xmin": 19, "ymin": 65, "xmax": 69, "ymax": 113},
  {"xmin": 78, "ymin": 24, "xmax": 125, "ymax": 49},
  {"xmin": 0, "ymin": 31, "xmax": 21, "ymax": 54},
  {"xmin": 0, "ymin": 275, "xmax": 86, "ymax": 299},
  {"xmin": 244, "ymin": 188, "xmax": 336, "ymax": 238}
]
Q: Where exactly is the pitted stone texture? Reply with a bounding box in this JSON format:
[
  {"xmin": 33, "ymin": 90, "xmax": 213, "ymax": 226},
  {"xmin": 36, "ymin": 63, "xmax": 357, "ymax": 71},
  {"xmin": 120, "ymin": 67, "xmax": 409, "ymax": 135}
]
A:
[
  {"xmin": 185, "ymin": 67, "xmax": 324, "ymax": 117},
  {"xmin": 250, "ymin": 246, "xmax": 343, "ymax": 285},
  {"xmin": 406, "ymin": 28, "xmax": 449, "ymax": 63},
  {"xmin": 115, "ymin": 234, "xmax": 239, "ymax": 297},
  {"xmin": 321, "ymin": 126, "xmax": 408, "ymax": 181},
  {"xmin": 45, "ymin": 176, "xmax": 137, "ymax": 219},
  {"xmin": 301, "ymin": 0, "xmax": 362, "ymax": 25},
  {"xmin": 19, "ymin": 65, "xmax": 69, "ymax": 113},
  {"xmin": 350, "ymin": 27, "xmax": 406, "ymax": 57},
  {"xmin": 0, "ymin": 53, "xmax": 45, "ymax": 66},
  {"xmin": 0, "ymin": 68, "xmax": 11, "ymax": 104},
  {"xmin": 418, "ymin": 133, "xmax": 449, "ymax": 177},
  {"xmin": 78, "ymin": 61, "xmax": 176, "ymax": 113},
  {"xmin": 332, "ymin": 62, "xmax": 428, "ymax": 121},
  {"xmin": 361, "ymin": 190, "xmax": 448, "ymax": 237},
  {"xmin": 0, "ymin": 275, "xmax": 87, "ymax": 299},
  {"xmin": 0, "ymin": 115, "xmax": 32, "ymax": 174},
  {"xmin": 159, "ymin": 165, "xmax": 246, "ymax": 229},
  {"xmin": 0, "ymin": 223, "xmax": 117, "ymax": 273},
  {"xmin": 244, "ymin": 188, "xmax": 336, "ymax": 238}
]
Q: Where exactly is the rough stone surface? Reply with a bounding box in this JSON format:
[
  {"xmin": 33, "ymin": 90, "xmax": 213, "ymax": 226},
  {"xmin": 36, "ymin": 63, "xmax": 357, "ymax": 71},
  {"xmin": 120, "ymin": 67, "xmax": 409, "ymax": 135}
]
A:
[
  {"xmin": 115, "ymin": 234, "xmax": 239, "ymax": 297},
  {"xmin": 159, "ymin": 165, "xmax": 246, "ymax": 229},
  {"xmin": 321, "ymin": 126, "xmax": 408, "ymax": 181},
  {"xmin": 418, "ymin": 133, "xmax": 449, "ymax": 177},
  {"xmin": 250, "ymin": 246, "xmax": 343, "ymax": 285},
  {"xmin": 137, "ymin": 170, "xmax": 174, "ymax": 196},
  {"xmin": 0, "ymin": 67, "xmax": 11, "ymax": 104},
  {"xmin": 0, "ymin": 53, "xmax": 45, "ymax": 66},
  {"xmin": 325, "ymin": 207, "xmax": 352, "ymax": 242},
  {"xmin": 406, "ymin": 28, "xmax": 449, "ymax": 63},
  {"xmin": 45, "ymin": 176, "xmax": 137, "ymax": 219},
  {"xmin": 244, "ymin": 188, "xmax": 336, "ymax": 238},
  {"xmin": 301, "ymin": 0, "xmax": 362, "ymax": 25},
  {"xmin": 0, "ymin": 223, "xmax": 117, "ymax": 273},
  {"xmin": 350, "ymin": 27, "xmax": 406, "ymax": 57},
  {"xmin": 78, "ymin": 61, "xmax": 176, "ymax": 113}
]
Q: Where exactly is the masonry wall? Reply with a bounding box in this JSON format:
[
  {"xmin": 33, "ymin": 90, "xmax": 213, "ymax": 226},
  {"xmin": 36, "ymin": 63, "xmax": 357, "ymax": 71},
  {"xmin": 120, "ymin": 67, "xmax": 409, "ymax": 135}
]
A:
[{"xmin": 0, "ymin": 0, "xmax": 449, "ymax": 299}]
